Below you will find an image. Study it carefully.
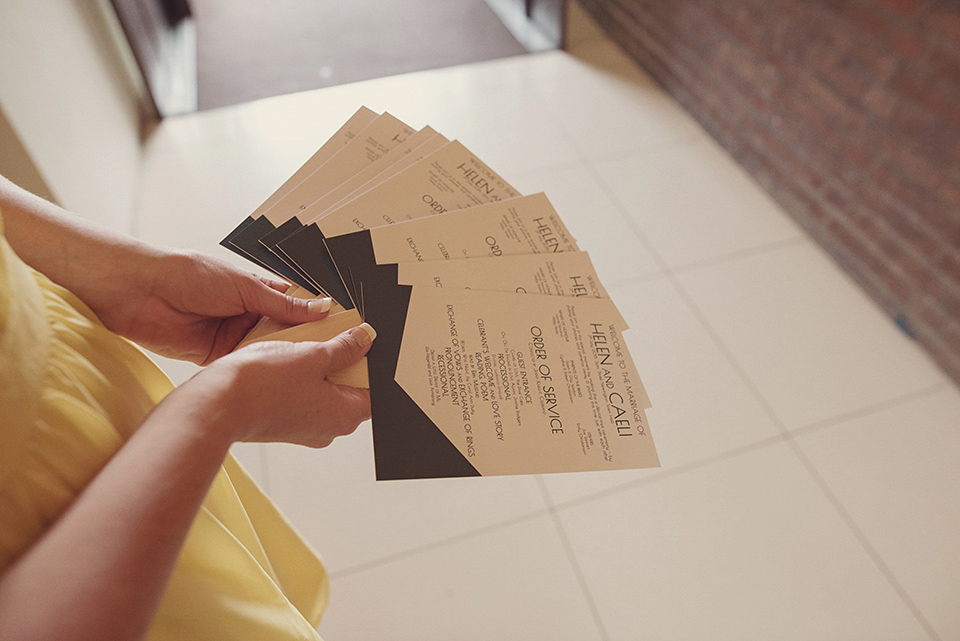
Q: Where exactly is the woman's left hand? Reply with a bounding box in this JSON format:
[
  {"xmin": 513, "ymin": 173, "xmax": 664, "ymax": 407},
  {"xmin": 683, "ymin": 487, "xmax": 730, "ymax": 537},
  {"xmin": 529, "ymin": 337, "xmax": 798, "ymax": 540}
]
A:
[
  {"xmin": 0, "ymin": 174, "xmax": 330, "ymax": 364},
  {"xmin": 86, "ymin": 248, "xmax": 331, "ymax": 365}
]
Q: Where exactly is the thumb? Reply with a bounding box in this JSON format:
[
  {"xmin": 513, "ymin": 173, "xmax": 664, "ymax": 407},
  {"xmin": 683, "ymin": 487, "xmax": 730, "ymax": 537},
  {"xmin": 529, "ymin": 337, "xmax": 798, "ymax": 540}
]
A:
[
  {"xmin": 323, "ymin": 323, "xmax": 377, "ymax": 374},
  {"xmin": 245, "ymin": 278, "xmax": 333, "ymax": 325}
]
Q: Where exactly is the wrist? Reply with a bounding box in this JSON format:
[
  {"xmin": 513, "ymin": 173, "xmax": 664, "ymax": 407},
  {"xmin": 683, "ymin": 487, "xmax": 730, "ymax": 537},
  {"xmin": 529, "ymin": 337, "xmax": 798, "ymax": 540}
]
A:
[{"xmin": 153, "ymin": 366, "xmax": 244, "ymax": 456}]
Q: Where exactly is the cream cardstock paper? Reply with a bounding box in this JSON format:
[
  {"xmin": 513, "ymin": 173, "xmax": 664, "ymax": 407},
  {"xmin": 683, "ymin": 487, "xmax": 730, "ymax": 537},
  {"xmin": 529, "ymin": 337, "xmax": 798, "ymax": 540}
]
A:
[
  {"xmin": 222, "ymin": 108, "xmax": 661, "ymax": 479},
  {"xmin": 368, "ymin": 193, "xmax": 578, "ymax": 264},
  {"xmin": 237, "ymin": 309, "xmax": 369, "ymax": 388},
  {"xmin": 239, "ymin": 285, "xmax": 347, "ymax": 346},
  {"xmin": 264, "ymin": 113, "xmax": 417, "ymax": 226},
  {"xmin": 249, "ymin": 106, "xmax": 377, "ymax": 220},
  {"xmin": 395, "ymin": 286, "xmax": 656, "ymax": 476},
  {"xmin": 315, "ymin": 140, "xmax": 521, "ymax": 238},
  {"xmin": 396, "ymin": 251, "xmax": 610, "ymax": 300},
  {"xmin": 297, "ymin": 129, "xmax": 448, "ymax": 226},
  {"xmin": 395, "ymin": 251, "xmax": 625, "ymax": 327}
]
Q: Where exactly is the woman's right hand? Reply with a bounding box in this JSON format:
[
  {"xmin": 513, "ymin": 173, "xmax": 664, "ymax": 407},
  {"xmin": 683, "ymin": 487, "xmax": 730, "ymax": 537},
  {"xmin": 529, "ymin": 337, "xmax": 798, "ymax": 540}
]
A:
[
  {"xmin": 0, "ymin": 322, "xmax": 375, "ymax": 641},
  {"xmin": 167, "ymin": 323, "xmax": 376, "ymax": 450}
]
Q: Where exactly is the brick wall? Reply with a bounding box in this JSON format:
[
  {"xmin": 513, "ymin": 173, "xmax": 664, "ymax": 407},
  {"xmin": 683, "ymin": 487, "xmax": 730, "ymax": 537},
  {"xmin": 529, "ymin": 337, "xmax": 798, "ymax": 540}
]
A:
[{"xmin": 576, "ymin": 0, "xmax": 960, "ymax": 385}]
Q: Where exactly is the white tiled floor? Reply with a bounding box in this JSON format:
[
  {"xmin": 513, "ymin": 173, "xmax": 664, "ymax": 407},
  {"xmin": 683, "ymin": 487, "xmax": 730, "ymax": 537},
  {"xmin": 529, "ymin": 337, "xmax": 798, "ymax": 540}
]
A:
[{"xmin": 132, "ymin": 4, "xmax": 960, "ymax": 640}]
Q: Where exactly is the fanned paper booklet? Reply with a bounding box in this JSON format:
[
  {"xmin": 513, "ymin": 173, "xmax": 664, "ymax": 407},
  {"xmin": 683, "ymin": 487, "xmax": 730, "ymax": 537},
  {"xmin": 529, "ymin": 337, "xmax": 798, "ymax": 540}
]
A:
[{"xmin": 221, "ymin": 107, "xmax": 660, "ymax": 480}]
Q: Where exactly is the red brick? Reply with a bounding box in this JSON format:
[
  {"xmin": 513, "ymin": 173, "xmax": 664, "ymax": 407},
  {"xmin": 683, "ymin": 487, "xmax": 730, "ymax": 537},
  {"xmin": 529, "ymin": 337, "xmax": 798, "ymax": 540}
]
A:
[
  {"xmin": 892, "ymin": 144, "xmax": 949, "ymax": 195},
  {"xmin": 828, "ymin": 219, "xmax": 917, "ymax": 301},
  {"xmin": 861, "ymin": 84, "xmax": 900, "ymax": 120},
  {"xmin": 583, "ymin": 0, "xmax": 960, "ymax": 383},
  {"xmin": 937, "ymin": 252, "xmax": 960, "ymax": 288},
  {"xmin": 890, "ymin": 26, "xmax": 926, "ymax": 58},
  {"xmin": 939, "ymin": 291, "xmax": 960, "ymax": 321},
  {"xmin": 876, "ymin": 0, "xmax": 926, "ymax": 19},
  {"xmin": 867, "ymin": 158, "xmax": 951, "ymax": 220},
  {"xmin": 888, "ymin": 67, "xmax": 960, "ymax": 136},
  {"xmin": 935, "ymin": 177, "xmax": 960, "ymax": 211},
  {"xmin": 918, "ymin": 304, "xmax": 960, "ymax": 348},
  {"xmin": 923, "ymin": 5, "xmax": 960, "ymax": 43},
  {"xmin": 821, "ymin": 0, "xmax": 891, "ymax": 41},
  {"xmin": 926, "ymin": 49, "xmax": 960, "ymax": 100},
  {"xmin": 897, "ymin": 252, "xmax": 943, "ymax": 299}
]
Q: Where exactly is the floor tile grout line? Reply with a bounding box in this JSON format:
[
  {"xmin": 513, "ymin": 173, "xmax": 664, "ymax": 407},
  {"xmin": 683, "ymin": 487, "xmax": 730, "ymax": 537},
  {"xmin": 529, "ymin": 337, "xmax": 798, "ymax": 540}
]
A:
[
  {"xmin": 545, "ymin": 383, "xmax": 950, "ymax": 514},
  {"xmin": 550, "ymin": 433, "xmax": 787, "ymax": 512},
  {"xmin": 329, "ymin": 433, "xmax": 785, "ymax": 583},
  {"xmin": 319, "ymin": 332, "xmax": 944, "ymax": 623},
  {"xmin": 789, "ymin": 382, "xmax": 950, "ymax": 440},
  {"xmin": 784, "ymin": 437, "xmax": 943, "ymax": 641},
  {"xmin": 320, "ymin": 347, "xmax": 945, "ymax": 623},
  {"xmin": 520, "ymin": 55, "xmax": 942, "ymax": 634},
  {"xmin": 666, "ymin": 235, "xmax": 809, "ymax": 276},
  {"xmin": 602, "ymin": 235, "xmax": 810, "ymax": 294},
  {"xmin": 322, "ymin": 31, "xmax": 795, "ymax": 587},
  {"xmin": 540, "ymin": 45, "xmax": 811, "ymax": 287},
  {"xmin": 333, "ymin": 433, "xmax": 792, "ymax": 583},
  {"xmin": 586, "ymin": 129, "xmax": 953, "ymax": 456},
  {"xmin": 528, "ymin": 88, "xmax": 946, "ymax": 634},
  {"xmin": 134, "ymin": 36, "xmax": 950, "ymax": 634},
  {"xmin": 518, "ymin": 31, "xmax": 751, "ymax": 290},
  {"xmin": 537, "ymin": 64, "xmax": 837, "ymax": 311},
  {"xmin": 535, "ymin": 475, "xmax": 612, "ymax": 641},
  {"xmin": 507, "ymin": 154, "xmax": 587, "ymax": 183},
  {"xmin": 590, "ymin": 136, "xmax": 944, "ymax": 634},
  {"xmin": 582, "ymin": 149, "xmax": 814, "ymax": 283},
  {"xmin": 602, "ymin": 269, "xmax": 668, "ymax": 292},
  {"xmin": 519, "ymin": 41, "xmax": 706, "ymax": 180},
  {"xmin": 327, "ymin": 507, "xmax": 552, "ymax": 580},
  {"xmin": 665, "ymin": 273, "xmax": 942, "ymax": 639},
  {"xmin": 575, "ymin": 129, "xmax": 705, "ymax": 170}
]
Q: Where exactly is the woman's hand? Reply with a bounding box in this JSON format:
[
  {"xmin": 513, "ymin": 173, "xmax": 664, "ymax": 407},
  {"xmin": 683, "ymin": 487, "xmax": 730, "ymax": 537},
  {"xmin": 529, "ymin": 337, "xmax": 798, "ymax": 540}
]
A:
[
  {"xmin": 78, "ymin": 247, "xmax": 334, "ymax": 365},
  {"xmin": 167, "ymin": 323, "xmax": 375, "ymax": 448},
  {"xmin": 0, "ymin": 175, "xmax": 374, "ymax": 641},
  {"xmin": 0, "ymin": 174, "xmax": 331, "ymax": 364},
  {"xmin": 0, "ymin": 323, "xmax": 374, "ymax": 641}
]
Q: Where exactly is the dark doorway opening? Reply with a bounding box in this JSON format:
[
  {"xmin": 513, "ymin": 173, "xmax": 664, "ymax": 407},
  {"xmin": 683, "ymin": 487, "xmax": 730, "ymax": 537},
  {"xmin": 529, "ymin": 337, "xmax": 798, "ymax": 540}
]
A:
[{"xmin": 112, "ymin": 0, "xmax": 566, "ymax": 115}]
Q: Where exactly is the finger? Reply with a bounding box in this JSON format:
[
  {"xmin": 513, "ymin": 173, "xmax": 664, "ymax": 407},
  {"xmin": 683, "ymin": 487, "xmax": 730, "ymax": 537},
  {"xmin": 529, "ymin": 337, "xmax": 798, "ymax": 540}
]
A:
[
  {"xmin": 259, "ymin": 276, "xmax": 292, "ymax": 294},
  {"xmin": 323, "ymin": 323, "xmax": 377, "ymax": 374},
  {"xmin": 327, "ymin": 385, "xmax": 370, "ymax": 436},
  {"xmin": 243, "ymin": 278, "xmax": 333, "ymax": 324},
  {"xmin": 327, "ymin": 387, "xmax": 372, "ymax": 434},
  {"xmin": 204, "ymin": 311, "xmax": 262, "ymax": 364}
]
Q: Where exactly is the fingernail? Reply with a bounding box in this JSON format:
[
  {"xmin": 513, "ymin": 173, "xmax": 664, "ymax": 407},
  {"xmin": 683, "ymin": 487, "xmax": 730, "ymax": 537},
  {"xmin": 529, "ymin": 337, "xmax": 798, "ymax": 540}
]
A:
[
  {"xmin": 351, "ymin": 322, "xmax": 377, "ymax": 346},
  {"xmin": 308, "ymin": 297, "xmax": 333, "ymax": 313}
]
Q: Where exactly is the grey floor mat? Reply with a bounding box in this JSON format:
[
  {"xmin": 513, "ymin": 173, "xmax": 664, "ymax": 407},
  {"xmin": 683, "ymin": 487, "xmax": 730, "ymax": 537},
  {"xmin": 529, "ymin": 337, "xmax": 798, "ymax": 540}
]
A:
[{"xmin": 195, "ymin": 0, "xmax": 528, "ymax": 110}]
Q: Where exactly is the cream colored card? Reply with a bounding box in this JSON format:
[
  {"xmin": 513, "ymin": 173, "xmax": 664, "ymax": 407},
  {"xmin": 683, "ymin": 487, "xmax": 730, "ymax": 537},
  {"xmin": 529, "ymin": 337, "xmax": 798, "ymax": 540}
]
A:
[
  {"xmin": 367, "ymin": 193, "xmax": 578, "ymax": 264},
  {"xmin": 237, "ymin": 309, "xmax": 369, "ymax": 388},
  {"xmin": 263, "ymin": 113, "xmax": 418, "ymax": 226},
  {"xmin": 323, "ymin": 132, "xmax": 450, "ymax": 212},
  {"xmin": 396, "ymin": 252, "xmax": 610, "ymax": 299},
  {"xmin": 395, "ymin": 252, "xmax": 626, "ymax": 329},
  {"xmin": 394, "ymin": 286, "xmax": 656, "ymax": 476},
  {"xmin": 397, "ymin": 251, "xmax": 629, "ymax": 332},
  {"xmin": 315, "ymin": 140, "xmax": 522, "ymax": 238},
  {"xmin": 238, "ymin": 284, "xmax": 347, "ymax": 348},
  {"xmin": 284, "ymin": 285, "xmax": 313, "ymax": 298},
  {"xmin": 250, "ymin": 106, "xmax": 377, "ymax": 219},
  {"xmin": 296, "ymin": 129, "xmax": 448, "ymax": 225}
]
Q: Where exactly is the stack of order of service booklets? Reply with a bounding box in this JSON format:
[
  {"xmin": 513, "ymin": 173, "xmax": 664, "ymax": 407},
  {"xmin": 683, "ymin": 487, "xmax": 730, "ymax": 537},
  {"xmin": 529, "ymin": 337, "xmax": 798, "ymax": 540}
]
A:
[{"xmin": 222, "ymin": 107, "xmax": 659, "ymax": 481}]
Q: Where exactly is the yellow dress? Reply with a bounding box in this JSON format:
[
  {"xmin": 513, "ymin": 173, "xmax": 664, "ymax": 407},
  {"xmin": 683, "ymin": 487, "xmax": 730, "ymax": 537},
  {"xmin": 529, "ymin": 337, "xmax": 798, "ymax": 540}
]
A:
[{"xmin": 0, "ymin": 209, "xmax": 328, "ymax": 639}]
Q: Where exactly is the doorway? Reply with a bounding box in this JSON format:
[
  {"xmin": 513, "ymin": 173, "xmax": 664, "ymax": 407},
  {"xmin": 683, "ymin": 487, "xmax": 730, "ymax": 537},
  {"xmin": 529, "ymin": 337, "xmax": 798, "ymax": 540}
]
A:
[{"xmin": 111, "ymin": 0, "xmax": 566, "ymax": 115}]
